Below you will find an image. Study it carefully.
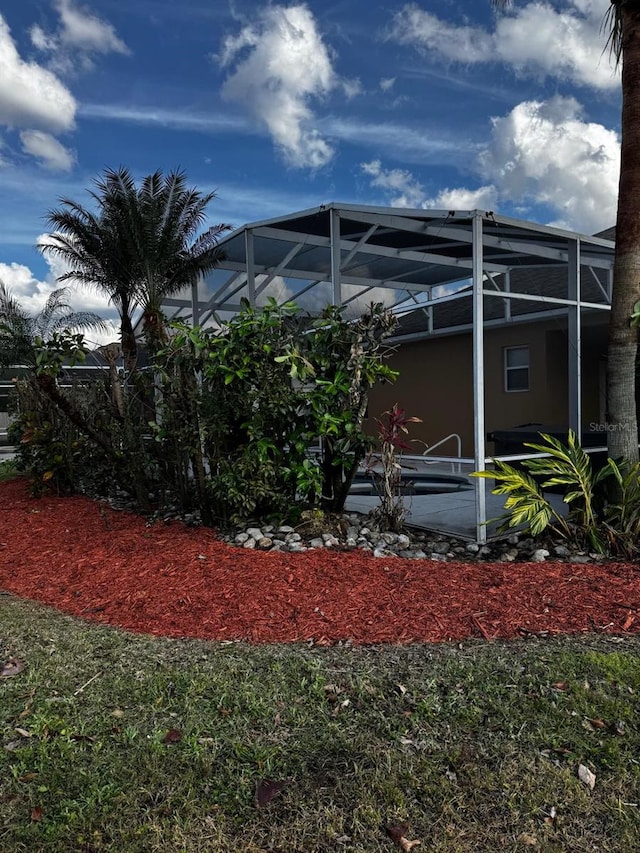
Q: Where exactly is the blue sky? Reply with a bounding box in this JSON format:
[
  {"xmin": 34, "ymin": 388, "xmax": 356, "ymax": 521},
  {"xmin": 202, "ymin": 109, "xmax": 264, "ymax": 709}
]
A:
[{"xmin": 0, "ymin": 0, "xmax": 621, "ymax": 332}]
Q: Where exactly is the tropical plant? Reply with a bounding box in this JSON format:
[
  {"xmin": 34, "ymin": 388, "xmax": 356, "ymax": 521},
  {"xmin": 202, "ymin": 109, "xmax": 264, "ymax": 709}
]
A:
[
  {"xmin": 474, "ymin": 429, "xmax": 640, "ymax": 555},
  {"xmin": 600, "ymin": 456, "xmax": 640, "ymax": 558},
  {"xmin": 490, "ymin": 2, "xmax": 640, "ymax": 464},
  {"xmin": 365, "ymin": 404, "xmax": 423, "ymax": 532},
  {"xmin": 0, "ymin": 281, "xmax": 107, "ymax": 369},
  {"xmin": 153, "ymin": 300, "xmax": 398, "ymax": 522},
  {"xmin": 40, "ymin": 167, "xmax": 231, "ymax": 369},
  {"xmin": 277, "ymin": 303, "xmax": 399, "ymax": 512},
  {"xmin": 177, "ymin": 304, "xmax": 295, "ymax": 519}
]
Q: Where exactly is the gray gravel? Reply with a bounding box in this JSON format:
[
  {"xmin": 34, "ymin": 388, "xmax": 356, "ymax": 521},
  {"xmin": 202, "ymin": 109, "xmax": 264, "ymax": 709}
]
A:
[{"xmin": 218, "ymin": 512, "xmax": 606, "ymax": 564}]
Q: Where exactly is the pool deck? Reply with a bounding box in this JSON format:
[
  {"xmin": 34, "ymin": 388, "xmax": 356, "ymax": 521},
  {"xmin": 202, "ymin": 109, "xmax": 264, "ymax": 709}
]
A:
[{"xmin": 345, "ymin": 471, "xmax": 568, "ymax": 542}]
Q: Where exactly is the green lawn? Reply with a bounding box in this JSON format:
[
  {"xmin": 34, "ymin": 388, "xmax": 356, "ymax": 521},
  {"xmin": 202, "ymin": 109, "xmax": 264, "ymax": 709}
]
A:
[{"xmin": 1, "ymin": 593, "xmax": 639, "ymax": 852}]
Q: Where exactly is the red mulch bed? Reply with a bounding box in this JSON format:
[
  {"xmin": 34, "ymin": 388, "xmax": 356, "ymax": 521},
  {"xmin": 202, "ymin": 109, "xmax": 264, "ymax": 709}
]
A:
[{"xmin": 1, "ymin": 478, "xmax": 639, "ymax": 644}]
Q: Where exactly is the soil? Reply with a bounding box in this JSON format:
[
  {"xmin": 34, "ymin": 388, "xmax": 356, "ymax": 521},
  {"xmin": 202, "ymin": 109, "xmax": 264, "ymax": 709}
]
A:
[{"xmin": 1, "ymin": 478, "xmax": 639, "ymax": 645}]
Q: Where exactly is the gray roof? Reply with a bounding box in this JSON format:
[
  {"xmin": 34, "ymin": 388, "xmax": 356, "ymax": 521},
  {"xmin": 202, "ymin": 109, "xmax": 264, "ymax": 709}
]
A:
[{"xmin": 159, "ymin": 204, "xmax": 615, "ymax": 331}]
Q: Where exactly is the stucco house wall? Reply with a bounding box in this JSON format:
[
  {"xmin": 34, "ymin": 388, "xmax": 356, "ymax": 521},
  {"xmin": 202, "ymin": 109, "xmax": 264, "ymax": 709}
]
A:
[{"xmin": 367, "ymin": 316, "xmax": 607, "ymax": 457}]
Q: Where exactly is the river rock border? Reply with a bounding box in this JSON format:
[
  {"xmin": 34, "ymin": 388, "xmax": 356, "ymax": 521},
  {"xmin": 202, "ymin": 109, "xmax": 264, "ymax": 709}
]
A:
[{"xmin": 220, "ymin": 513, "xmax": 603, "ymax": 564}]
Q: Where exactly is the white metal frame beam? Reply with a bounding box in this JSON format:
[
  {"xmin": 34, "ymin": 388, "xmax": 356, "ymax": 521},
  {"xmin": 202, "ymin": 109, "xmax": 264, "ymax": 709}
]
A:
[
  {"xmin": 471, "ymin": 213, "xmax": 487, "ymax": 543},
  {"xmin": 251, "ymin": 224, "xmax": 511, "ymax": 274},
  {"xmin": 567, "ymin": 239, "xmax": 582, "ymax": 435}
]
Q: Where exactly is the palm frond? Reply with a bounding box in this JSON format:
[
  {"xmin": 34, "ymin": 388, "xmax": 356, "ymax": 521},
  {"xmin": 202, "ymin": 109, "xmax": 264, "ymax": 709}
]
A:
[
  {"xmin": 602, "ymin": 2, "xmax": 623, "ymax": 65},
  {"xmin": 471, "ymin": 459, "xmax": 564, "ymax": 535}
]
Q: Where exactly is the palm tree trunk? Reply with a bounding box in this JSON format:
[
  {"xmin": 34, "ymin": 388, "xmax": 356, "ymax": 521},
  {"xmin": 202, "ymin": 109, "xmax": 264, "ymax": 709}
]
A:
[
  {"xmin": 120, "ymin": 313, "xmax": 138, "ymax": 376},
  {"xmin": 607, "ymin": 4, "xmax": 640, "ymax": 463}
]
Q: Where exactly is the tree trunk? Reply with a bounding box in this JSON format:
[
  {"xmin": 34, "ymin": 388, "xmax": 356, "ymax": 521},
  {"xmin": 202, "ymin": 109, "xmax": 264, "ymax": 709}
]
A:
[
  {"xmin": 37, "ymin": 372, "xmax": 152, "ymax": 510},
  {"xmin": 607, "ymin": 4, "xmax": 640, "ymax": 463},
  {"xmin": 120, "ymin": 313, "xmax": 138, "ymax": 377},
  {"xmin": 36, "ymin": 373, "xmax": 117, "ymax": 459}
]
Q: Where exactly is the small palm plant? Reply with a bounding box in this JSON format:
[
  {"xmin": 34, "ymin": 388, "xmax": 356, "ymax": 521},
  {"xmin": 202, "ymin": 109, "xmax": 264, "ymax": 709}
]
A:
[
  {"xmin": 0, "ymin": 281, "xmax": 108, "ymax": 369},
  {"xmin": 601, "ymin": 457, "xmax": 640, "ymax": 558},
  {"xmin": 473, "ymin": 430, "xmax": 613, "ymax": 552}
]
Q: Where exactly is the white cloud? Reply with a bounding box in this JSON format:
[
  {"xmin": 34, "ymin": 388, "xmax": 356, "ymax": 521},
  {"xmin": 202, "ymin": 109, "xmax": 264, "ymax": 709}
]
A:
[
  {"xmin": 79, "ymin": 101, "xmax": 249, "ymax": 133},
  {"xmin": 29, "ymin": 24, "xmax": 57, "ymax": 53},
  {"xmin": 54, "ymin": 0, "xmax": 128, "ymax": 54},
  {"xmin": 423, "ymin": 185, "xmax": 499, "ymax": 212},
  {"xmin": 361, "ymin": 97, "xmax": 619, "ymax": 233},
  {"xmin": 329, "ymin": 117, "xmax": 473, "ymax": 165},
  {"xmin": 253, "ymin": 274, "xmax": 399, "ymax": 317},
  {"xmin": 362, "ymin": 158, "xmax": 498, "ymax": 212},
  {"xmin": 20, "ymin": 130, "xmax": 75, "ymax": 171},
  {"xmin": 0, "ymin": 15, "xmax": 76, "ymax": 133},
  {"xmin": 389, "ymin": 6, "xmax": 493, "ymax": 63},
  {"xmin": 0, "ymin": 249, "xmax": 120, "ymax": 347},
  {"xmin": 361, "ymin": 159, "xmax": 425, "ymax": 208},
  {"xmin": 341, "ymin": 77, "xmax": 363, "ymax": 99},
  {"xmin": 480, "ymin": 97, "xmax": 619, "ymax": 232},
  {"xmin": 388, "ymin": 0, "xmax": 617, "ymax": 90},
  {"xmin": 0, "ymin": 261, "xmax": 57, "ymax": 315},
  {"xmin": 380, "ymin": 77, "xmax": 396, "ymax": 92},
  {"xmin": 29, "ymin": 0, "xmax": 129, "ymax": 72},
  {"xmin": 219, "ymin": 4, "xmax": 337, "ymax": 168}
]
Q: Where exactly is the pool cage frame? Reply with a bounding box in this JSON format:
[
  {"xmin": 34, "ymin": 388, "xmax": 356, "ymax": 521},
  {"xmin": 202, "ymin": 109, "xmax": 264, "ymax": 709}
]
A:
[{"xmin": 160, "ymin": 204, "xmax": 615, "ymax": 542}]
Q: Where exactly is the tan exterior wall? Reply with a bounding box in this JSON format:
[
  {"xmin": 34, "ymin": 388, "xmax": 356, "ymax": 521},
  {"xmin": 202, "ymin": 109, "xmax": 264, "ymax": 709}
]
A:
[{"xmin": 367, "ymin": 318, "xmax": 607, "ymax": 456}]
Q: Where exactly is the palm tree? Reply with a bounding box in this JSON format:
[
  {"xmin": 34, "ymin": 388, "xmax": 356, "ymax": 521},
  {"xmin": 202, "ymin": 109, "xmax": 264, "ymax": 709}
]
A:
[
  {"xmin": 0, "ymin": 281, "xmax": 108, "ymax": 369},
  {"xmin": 40, "ymin": 172, "xmax": 140, "ymax": 374},
  {"xmin": 602, "ymin": 3, "xmax": 640, "ymax": 463},
  {"xmin": 492, "ymin": 1, "xmax": 640, "ymax": 463},
  {"xmin": 40, "ymin": 167, "xmax": 231, "ymax": 368}
]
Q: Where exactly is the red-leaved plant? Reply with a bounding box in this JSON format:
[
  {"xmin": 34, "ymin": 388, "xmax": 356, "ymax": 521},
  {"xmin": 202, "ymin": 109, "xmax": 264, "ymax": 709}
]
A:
[{"xmin": 366, "ymin": 403, "xmax": 423, "ymax": 531}]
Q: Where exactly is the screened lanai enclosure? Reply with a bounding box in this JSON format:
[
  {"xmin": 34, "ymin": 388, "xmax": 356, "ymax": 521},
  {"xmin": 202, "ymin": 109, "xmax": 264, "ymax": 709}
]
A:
[{"xmin": 161, "ymin": 204, "xmax": 615, "ymax": 541}]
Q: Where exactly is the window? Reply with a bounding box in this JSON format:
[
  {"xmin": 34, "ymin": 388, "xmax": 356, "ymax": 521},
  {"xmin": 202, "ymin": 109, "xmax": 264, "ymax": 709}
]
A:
[{"xmin": 504, "ymin": 346, "xmax": 529, "ymax": 392}]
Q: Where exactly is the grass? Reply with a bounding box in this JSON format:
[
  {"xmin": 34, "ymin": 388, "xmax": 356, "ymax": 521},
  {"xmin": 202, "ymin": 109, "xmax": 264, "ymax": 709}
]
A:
[
  {"xmin": 1, "ymin": 594, "xmax": 639, "ymax": 852},
  {"xmin": 0, "ymin": 458, "xmax": 18, "ymax": 483}
]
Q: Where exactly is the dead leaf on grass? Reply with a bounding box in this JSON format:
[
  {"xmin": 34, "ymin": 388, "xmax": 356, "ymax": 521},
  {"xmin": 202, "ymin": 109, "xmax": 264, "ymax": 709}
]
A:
[
  {"xmin": 254, "ymin": 778, "xmax": 290, "ymax": 808},
  {"xmin": 578, "ymin": 763, "xmax": 596, "ymax": 790},
  {"xmin": 331, "ymin": 698, "xmax": 351, "ymax": 717},
  {"xmin": 1, "ymin": 658, "xmax": 24, "ymax": 678},
  {"xmin": 14, "ymin": 727, "xmax": 31, "ymax": 738},
  {"xmin": 385, "ymin": 823, "xmax": 421, "ymax": 851},
  {"xmin": 162, "ymin": 728, "xmax": 182, "ymax": 744},
  {"xmin": 583, "ymin": 717, "xmax": 606, "ymax": 732},
  {"xmin": 30, "ymin": 806, "xmax": 44, "ymax": 822}
]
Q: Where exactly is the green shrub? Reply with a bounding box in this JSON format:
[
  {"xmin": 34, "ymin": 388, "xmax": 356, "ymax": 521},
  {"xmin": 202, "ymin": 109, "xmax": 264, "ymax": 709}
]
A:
[
  {"xmin": 0, "ymin": 458, "xmax": 18, "ymax": 482},
  {"xmin": 473, "ymin": 430, "xmax": 640, "ymax": 557}
]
